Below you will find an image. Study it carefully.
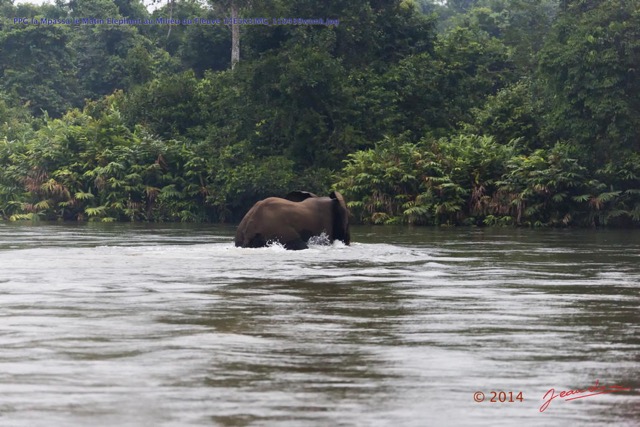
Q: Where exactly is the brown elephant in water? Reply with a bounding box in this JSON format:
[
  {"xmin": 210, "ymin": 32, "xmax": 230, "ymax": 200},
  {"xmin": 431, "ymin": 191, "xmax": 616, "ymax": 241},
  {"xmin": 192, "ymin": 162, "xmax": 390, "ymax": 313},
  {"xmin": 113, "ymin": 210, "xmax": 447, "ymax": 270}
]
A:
[{"xmin": 234, "ymin": 191, "xmax": 350, "ymax": 250}]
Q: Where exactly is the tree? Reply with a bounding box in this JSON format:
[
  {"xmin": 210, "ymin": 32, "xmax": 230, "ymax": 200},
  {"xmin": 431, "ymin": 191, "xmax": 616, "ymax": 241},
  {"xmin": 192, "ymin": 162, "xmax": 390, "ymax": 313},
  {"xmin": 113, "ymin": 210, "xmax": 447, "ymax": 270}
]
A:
[
  {"xmin": 208, "ymin": 0, "xmax": 251, "ymax": 70},
  {"xmin": 445, "ymin": 1, "xmax": 558, "ymax": 74},
  {"xmin": 465, "ymin": 78, "xmax": 542, "ymax": 149},
  {"xmin": 68, "ymin": 0, "xmax": 163, "ymax": 98},
  {"xmin": 0, "ymin": 25, "xmax": 81, "ymax": 116},
  {"xmin": 537, "ymin": 0, "xmax": 640, "ymax": 164}
]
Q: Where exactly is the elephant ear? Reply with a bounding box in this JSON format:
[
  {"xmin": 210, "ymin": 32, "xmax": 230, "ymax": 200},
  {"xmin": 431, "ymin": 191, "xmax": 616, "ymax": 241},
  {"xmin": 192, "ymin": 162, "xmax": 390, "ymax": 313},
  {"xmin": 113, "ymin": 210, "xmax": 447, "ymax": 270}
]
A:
[
  {"xmin": 284, "ymin": 190, "xmax": 318, "ymax": 202},
  {"xmin": 330, "ymin": 191, "xmax": 350, "ymax": 245}
]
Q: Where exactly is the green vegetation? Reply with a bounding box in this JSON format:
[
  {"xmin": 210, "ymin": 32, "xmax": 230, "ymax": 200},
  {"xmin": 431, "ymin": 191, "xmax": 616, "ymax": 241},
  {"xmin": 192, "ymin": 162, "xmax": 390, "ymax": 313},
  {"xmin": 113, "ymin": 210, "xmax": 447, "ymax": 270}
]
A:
[{"xmin": 1, "ymin": 0, "xmax": 638, "ymax": 226}]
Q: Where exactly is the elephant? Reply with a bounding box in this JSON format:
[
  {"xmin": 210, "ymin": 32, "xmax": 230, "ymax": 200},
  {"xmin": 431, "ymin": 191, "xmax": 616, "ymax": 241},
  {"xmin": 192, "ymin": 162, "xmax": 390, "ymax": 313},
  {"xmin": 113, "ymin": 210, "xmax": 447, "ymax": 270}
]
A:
[{"xmin": 234, "ymin": 190, "xmax": 350, "ymax": 250}]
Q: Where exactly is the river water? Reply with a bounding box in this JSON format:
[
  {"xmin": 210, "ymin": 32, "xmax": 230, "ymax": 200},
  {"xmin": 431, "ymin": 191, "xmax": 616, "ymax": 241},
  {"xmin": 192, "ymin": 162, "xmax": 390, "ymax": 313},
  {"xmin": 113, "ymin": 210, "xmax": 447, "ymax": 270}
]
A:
[{"xmin": 0, "ymin": 223, "xmax": 638, "ymax": 426}]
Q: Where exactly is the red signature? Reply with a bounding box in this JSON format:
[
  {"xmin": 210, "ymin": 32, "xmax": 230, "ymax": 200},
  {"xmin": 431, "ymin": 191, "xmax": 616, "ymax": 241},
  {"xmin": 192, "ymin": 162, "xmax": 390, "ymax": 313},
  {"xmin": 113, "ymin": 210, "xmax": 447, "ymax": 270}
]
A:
[{"xmin": 540, "ymin": 380, "xmax": 631, "ymax": 412}]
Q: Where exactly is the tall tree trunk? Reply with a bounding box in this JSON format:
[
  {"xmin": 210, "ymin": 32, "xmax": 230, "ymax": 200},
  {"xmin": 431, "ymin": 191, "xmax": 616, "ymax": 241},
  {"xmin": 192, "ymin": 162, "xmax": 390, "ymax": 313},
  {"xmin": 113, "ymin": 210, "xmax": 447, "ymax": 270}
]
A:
[
  {"xmin": 230, "ymin": 1, "xmax": 240, "ymax": 69},
  {"xmin": 166, "ymin": 0, "xmax": 174, "ymax": 42}
]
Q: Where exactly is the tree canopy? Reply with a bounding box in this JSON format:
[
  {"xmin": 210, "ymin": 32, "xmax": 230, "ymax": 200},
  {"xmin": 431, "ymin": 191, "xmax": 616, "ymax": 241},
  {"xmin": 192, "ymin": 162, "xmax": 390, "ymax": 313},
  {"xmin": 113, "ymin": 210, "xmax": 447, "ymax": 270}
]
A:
[{"xmin": 1, "ymin": 0, "xmax": 638, "ymax": 226}]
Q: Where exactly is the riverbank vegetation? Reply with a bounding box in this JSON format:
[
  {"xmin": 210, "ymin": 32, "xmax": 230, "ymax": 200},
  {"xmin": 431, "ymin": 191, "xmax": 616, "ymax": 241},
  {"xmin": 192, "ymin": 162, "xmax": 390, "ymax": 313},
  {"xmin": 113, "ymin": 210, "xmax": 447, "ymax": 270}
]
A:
[{"xmin": 1, "ymin": 0, "xmax": 638, "ymax": 226}]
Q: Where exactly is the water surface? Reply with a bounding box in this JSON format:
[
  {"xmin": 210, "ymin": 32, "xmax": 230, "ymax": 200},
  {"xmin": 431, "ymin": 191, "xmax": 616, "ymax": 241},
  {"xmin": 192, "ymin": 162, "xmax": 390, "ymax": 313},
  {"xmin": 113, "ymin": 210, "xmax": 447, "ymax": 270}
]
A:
[{"xmin": 0, "ymin": 223, "xmax": 638, "ymax": 426}]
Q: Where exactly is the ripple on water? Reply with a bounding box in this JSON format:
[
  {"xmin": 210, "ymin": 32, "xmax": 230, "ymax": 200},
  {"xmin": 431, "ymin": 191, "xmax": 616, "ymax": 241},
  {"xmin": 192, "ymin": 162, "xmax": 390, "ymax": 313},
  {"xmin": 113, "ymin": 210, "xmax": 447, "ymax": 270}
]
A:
[{"xmin": 0, "ymin": 224, "xmax": 638, "ymax": 426}]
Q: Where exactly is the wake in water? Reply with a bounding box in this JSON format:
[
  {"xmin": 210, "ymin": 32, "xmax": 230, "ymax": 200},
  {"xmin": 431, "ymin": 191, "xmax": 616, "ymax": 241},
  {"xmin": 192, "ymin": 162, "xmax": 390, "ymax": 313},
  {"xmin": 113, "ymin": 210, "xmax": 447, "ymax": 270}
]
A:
[{"xmin": 259, "ymin": 232, "xmax": 346, "ymax": 251}]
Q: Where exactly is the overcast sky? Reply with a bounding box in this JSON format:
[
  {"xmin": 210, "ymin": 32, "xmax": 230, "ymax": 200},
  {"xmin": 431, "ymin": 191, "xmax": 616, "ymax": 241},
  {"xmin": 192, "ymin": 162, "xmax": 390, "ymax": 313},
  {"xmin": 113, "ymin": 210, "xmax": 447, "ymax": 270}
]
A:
[{"xmin": 14, "ymin": 0, "xmax": 50, "ymax": 5}]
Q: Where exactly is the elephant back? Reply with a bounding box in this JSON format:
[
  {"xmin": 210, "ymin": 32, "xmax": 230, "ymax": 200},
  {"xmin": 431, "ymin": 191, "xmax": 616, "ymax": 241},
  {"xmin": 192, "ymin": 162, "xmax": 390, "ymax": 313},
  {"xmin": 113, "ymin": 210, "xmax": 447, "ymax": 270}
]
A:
[{"xmin": 284, "ymin": 190, "xmax": 318, "ymax": 202}]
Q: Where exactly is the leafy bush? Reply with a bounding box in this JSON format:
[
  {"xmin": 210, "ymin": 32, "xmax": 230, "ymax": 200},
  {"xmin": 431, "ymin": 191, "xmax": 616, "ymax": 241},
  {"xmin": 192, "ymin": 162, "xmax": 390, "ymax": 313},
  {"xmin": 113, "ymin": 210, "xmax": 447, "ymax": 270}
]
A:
[
  {"xmin": 336, "ymin": 133, "xmax": 512, "ymax": 225},
  {"xmin": 0, "ymin": 100, "xmax": 209, "ymax": 222}
]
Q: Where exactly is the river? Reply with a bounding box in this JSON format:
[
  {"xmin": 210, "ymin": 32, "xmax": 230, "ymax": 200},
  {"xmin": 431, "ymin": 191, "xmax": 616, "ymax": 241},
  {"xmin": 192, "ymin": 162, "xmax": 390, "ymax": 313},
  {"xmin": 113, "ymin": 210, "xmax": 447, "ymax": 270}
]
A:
[{"xmin": 0, "ymin": 223, "xmax": 638, "ymax": 426}]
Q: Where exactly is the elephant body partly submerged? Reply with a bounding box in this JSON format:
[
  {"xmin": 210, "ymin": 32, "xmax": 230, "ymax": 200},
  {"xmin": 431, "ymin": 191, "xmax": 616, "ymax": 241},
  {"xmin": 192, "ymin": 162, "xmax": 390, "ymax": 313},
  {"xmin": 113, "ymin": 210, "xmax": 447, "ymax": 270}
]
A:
[{"xmin": 234, "ymin": 191, "xmax": 350, "ymax": 250}]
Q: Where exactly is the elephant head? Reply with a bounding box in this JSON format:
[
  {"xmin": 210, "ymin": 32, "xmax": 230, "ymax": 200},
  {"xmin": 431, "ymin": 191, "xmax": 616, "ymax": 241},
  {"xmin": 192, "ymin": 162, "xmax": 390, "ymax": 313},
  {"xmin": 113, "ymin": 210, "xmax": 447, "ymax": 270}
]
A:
[
  {"xmin": 329, "ymin": 191, "xmax": 350, "ymax": 246},
  {"xmin": 235, "ymin": 191, "xmax": 350, "ymax": 250}
]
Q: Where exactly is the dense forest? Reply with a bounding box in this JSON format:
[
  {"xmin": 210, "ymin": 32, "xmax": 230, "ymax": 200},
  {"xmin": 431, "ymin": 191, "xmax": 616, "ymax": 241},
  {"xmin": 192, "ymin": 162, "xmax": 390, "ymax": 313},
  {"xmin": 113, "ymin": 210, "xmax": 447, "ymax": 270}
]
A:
[{"xmin": 0, "ymin": 0, "xmax": 638, "ymax": 226}]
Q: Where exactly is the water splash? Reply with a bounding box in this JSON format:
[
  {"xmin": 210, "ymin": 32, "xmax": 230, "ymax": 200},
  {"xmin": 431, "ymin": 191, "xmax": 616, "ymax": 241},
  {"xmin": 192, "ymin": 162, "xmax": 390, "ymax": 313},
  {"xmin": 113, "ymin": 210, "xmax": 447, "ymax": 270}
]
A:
[
  {"xmin": 308, "ymin": 232, "xmax": 331, "ymax": 246},
  {"xmin": 264, "ymin": 240, "xmax": 287, "ymax": 251}
]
